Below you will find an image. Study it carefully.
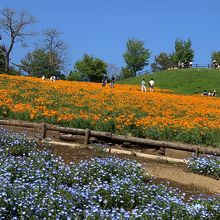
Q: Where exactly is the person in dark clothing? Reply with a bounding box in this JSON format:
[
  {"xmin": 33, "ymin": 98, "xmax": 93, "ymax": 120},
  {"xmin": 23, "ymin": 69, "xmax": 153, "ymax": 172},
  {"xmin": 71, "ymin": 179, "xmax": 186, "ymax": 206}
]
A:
[
  {"xmin": 202, "ymin": 90, "xmax": 209, "ymax": 96},
  {"xmin": 184, "ymin": 60, "xmax": 189, "ymax": 68},
  {"xmin": 110, "ymin": 75, "xmax": 115, "ymax": 88},
  {"xmin": 212, "ymin": 60, "xmax": 218, "ymax": 69},
  {"xmin": 202, "ymin": 90, "xmax": 216, "ymax": 96},
  {"xmin": 102, "ymin": 75, "xmax": 107, "ymax": 87}
]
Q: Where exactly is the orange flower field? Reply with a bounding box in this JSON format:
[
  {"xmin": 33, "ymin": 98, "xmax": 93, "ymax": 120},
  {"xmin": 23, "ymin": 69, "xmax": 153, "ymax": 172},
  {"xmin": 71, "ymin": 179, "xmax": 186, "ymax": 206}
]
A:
[{"xmin": 0, "ymin": 74, "xmax": 220, "ymax": 146}]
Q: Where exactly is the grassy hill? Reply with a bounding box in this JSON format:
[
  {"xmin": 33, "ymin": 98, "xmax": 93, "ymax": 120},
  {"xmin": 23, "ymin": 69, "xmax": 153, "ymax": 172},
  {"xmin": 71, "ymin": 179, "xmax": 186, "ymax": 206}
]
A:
[{"xmin": 118, "ymin": 68, "xmax": 220, "ymax": 95}]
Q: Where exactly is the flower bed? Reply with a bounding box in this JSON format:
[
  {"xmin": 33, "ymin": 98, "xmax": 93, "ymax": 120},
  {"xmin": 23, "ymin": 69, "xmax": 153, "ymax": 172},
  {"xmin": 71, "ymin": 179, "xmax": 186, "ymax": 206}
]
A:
[
  {"xmin": 0, "ymin": 129, "xmax": 219, "ymax": 219},
  {"xmin": 187, "ymin": 155, "xmax": 220, "ymax": 179},
  {"xmin": 1, "ymin": 74, "xmax": 220, "ymax": 146}
]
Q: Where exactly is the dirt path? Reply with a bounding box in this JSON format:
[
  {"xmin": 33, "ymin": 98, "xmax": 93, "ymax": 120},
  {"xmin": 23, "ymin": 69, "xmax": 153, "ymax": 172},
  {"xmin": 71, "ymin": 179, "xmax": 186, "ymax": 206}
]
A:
[
  {"xmin": 144, "ymin": 161, "xmax": 220, "ymax": 194},
  {"xmin": 48, "ymin": 143, "xmax": 220, "ymax": 195}
]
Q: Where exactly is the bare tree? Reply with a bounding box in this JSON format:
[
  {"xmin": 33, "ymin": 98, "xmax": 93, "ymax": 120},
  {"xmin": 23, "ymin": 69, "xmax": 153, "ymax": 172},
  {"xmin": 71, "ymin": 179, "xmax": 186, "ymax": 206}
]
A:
[
  {"xmin": 0, "ymin": 7, "xmax": 36, "ymax": 72},
  {"xmin": 42, "ymin": 28, "xmax": 67, "ymax": 73}
]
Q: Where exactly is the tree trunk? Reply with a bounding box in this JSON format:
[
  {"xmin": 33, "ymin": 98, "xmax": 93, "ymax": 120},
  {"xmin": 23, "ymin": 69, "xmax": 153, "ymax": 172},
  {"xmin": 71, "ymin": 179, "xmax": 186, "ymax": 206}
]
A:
[{"xmin": 5, "ymin": 53, "xmax": 10, "ymax": 73}]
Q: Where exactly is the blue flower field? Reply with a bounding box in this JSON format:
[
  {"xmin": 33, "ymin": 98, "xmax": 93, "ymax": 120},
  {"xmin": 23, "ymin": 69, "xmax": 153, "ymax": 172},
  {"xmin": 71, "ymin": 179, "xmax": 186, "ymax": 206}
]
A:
[{"xmin": 0, "ymin": 128, "xmax": 219, "ymax": 219}]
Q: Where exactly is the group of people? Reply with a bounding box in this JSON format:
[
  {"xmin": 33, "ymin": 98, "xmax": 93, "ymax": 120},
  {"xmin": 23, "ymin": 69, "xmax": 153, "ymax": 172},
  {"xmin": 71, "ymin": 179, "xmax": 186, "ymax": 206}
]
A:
[
  {"xmin": 102, "ymin": 75, "xmax": 115, "ymax": 88},
  {"xmin": 101, "ymin": 75, "xmax": 155, "ymax": 92},
  {"xmin": 100, "ymin": 73, "xmax": 218, "ymax": 97},
  {"xmin": 202, "ymin": 90, "xmax": 216, "ymax": 97},
  {"xmin": 141, "ymin": 78, "xmax": 154, "ymax": 92},
  {"xmin": 177, "ymin": 60, "xmax": 220, "ymax": 69},
  {"xmin": 42, "ymin": 75, "xmax": 57, "ymax": 81},
  {"xmin": 178, "ymin": 60, "xmax": 193, "ymax": 69}
]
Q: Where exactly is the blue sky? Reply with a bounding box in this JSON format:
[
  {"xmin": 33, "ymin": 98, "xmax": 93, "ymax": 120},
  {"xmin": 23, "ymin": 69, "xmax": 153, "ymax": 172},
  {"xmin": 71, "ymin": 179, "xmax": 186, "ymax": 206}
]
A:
[{"xmin": 1, "ymin": 0, "xmax": 220, "ymax": 73}]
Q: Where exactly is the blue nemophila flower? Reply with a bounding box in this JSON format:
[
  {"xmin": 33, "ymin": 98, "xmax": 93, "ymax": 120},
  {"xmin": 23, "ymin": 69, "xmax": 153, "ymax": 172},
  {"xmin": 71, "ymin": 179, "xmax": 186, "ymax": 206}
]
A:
[
  {"xmin": 187, "ymin": 154, "xmax": 220, "ymax": 179},
  {"xmin": 0, "ymin": 129, "xmax": 219, "ymax": 219}
]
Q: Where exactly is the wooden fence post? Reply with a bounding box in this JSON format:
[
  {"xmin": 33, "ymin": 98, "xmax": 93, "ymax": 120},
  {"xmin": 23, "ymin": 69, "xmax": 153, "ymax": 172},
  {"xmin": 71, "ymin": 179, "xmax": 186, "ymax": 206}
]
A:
[
  {"xmin": 40, "ymin": 123, "xmax": 47, "ymax": 139},
  {"xmin": 84, "ymin": 129, "xmax": 90, "ymax": 145},
  {"xmin": 195, "ymin": 146, "xmax": 199, "ymax": 157}
]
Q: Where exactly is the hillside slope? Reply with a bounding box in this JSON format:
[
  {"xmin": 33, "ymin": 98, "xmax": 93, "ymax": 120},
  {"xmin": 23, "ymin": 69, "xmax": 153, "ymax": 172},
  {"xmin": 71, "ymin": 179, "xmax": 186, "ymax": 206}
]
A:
[{"xmin": 118, "ymin": 68, "xmax": 220, "ymax": 95}]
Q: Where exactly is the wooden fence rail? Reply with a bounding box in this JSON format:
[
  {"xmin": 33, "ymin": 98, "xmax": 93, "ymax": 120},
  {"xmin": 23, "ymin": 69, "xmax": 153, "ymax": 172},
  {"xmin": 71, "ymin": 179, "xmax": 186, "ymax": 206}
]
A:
[{"xmin": 0, "ymin": 119, "xmax": 220, "ymax": 156}]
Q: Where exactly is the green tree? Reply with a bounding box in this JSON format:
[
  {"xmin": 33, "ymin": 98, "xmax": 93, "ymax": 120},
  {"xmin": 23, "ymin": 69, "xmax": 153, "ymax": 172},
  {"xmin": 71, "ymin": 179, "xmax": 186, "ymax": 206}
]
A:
[
  {"xmin": 67, "ymin": 71, "xmax": 83, "ymax": 81},
  {"xmin": 151, "ymin": 52, "xmax": 176, "ymax": 72},
  {"xmin": 7, "ymin": 66, "xmax": 22, "ymax": 76},
  {"xmin": 20, "ymin": 29, "xmax": 67, "ymax": 78},
  {"xmin": 119, "ymin": 67, "xmax": 133, "ymax": 79},
  {"xmin": 173, "ymin": 39, "xmax": 194, "ymax": 64},
  {"xmin": 20, "ymin": 48, "xmax": 63, "ymax": 78},
  {"xmin": 211, "ymin": 51, "xmax": 220, "ymax": 64},
  {"xmin": 123, "ymin": 38, "xmax": 150, "ymax": 77},
  {"xmin": 69, "ymin": 54, "xmax": 107, "ymax": 82}
]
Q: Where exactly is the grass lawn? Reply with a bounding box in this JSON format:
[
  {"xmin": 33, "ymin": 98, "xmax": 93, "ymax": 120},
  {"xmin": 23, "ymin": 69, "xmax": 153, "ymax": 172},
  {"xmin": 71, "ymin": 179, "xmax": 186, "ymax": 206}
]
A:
[{"xmin": 118, "ymin": 68, "xmax": 220, "ymax": 95}]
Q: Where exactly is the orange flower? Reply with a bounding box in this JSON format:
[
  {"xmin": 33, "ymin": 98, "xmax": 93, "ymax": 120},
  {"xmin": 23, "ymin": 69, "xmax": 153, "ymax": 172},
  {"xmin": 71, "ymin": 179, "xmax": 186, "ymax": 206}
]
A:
[{"xmin": 0, "ymin": 74, "xmax": 220, "ymax": 133}]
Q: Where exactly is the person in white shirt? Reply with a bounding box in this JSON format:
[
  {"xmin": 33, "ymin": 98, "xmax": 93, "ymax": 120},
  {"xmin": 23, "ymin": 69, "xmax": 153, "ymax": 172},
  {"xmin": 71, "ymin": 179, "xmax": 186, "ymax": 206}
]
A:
[
  {"xmin": 149, "ymin": 78, "xmax": 154, "ymax": 92},
  {"xmin": 141, "ymin": 79, "xmax": 146, "ymax": 92}
]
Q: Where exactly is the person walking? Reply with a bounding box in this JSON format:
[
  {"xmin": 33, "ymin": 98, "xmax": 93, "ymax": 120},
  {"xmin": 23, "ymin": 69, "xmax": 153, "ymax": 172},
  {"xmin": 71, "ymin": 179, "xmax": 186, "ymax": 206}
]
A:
[
  {"xmin": 178, "ymin": 60, "xmax": 182, "ymax": 69},
  {"xmin": 110, "ymin": 75, "xmax": 115, "ymax": 88},
  {"xmin": 149, "ymin": 78, "xmax": 155, "ymax": 92},
  {"xmin": 212, "ymin": 60, "xmax": 218, "ymax": 69},
  {"xmin": 102, "ymin": 75, "xmax": 107, "ymax": 87},
  {"xmin": 141, "ymin": 79, "xmax": 146, "ymax": 92}
]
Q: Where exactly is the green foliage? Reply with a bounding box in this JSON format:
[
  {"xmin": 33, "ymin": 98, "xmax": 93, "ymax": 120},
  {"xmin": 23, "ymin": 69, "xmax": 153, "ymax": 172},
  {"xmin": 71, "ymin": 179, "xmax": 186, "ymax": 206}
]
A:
[
  {"xmin": 123, "ymin": 38, "xmax": 150, "ymax": 77},
  {"xmin": 0, "ymin": 47, "xmax": 6, "ymax": 73},
  {"xmin": 107, "ymin": 122, "xmax": 220, "ymax": 147},
  {"xmin": 58, "ymin": 73, "xmax": 66, "ymax": 80},
  {"xmin": 20, "ymin": 48, "xmax": 63, "ymax": 78},
  {"xmin": 151, "ymin": 52, "xmax": 176, "ymax": 71},
  {"xmin": 119, "ymin": 67, "xmax": 133, "ymax": 79},
  {"xmin": 8, "ymin": 67, "xmax": 22, "ymax": 76},
  {"xmin": 0, "ymin": 46, "xmax": 21, "ymax": 75},
  {"xmin": 67, "ymin": 71, "xmax": 83, "ymax": 81},
  {"xmin": 173, "ymin": 39, "xmax": 194, "ymax": 63},
  {"xmin": 211, "ymin": 51, "xmax": 220, "ymax": 64},
  {"xmin": 96, "ymin": 119, "xmax": 116, "ymax": 133},
  {"xmin": 70, "ymin": 54, "xmax": 107, "ymax": 82}
]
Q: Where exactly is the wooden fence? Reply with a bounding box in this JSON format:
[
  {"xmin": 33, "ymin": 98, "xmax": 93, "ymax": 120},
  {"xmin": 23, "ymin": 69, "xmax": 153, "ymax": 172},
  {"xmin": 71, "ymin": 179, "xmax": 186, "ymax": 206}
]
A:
[{"xmin": 0, "ymin": 119, "xmax": 220, "ymax": 156}]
